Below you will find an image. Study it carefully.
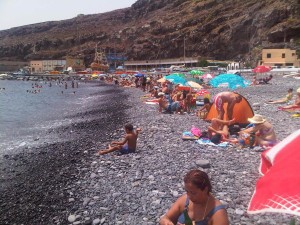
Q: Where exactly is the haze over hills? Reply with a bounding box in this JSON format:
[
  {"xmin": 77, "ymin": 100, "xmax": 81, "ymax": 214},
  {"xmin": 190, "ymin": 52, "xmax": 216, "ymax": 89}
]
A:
[{"xmin": 0, "ymin": 0, "xmax": 299, "ymax": 67}]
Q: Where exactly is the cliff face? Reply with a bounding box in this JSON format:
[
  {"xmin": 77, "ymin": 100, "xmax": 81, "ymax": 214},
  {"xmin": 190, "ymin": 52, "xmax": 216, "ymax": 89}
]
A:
[{"xmin": 0, "ymin": 0, "xmax": 299, "ymax": 66}]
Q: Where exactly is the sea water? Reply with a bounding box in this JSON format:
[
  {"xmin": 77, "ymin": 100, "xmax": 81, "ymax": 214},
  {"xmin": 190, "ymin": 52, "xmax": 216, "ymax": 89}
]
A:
[{"xmin": 0, "ymin": 79, "xmax": 109, "ymax": 154}]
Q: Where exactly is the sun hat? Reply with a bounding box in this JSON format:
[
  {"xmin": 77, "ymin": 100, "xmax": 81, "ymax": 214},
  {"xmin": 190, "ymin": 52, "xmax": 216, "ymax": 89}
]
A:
[
  {"xmin": 248, "ymin": 114, "xmax": 266, "ymax": 124},
  {"xmin": 297, "ymin": 87, "xmax": 300, "ymax": 93},
  {"xmin": 158, "ymin": 92, "xmax": 165, "ymax": 96}
]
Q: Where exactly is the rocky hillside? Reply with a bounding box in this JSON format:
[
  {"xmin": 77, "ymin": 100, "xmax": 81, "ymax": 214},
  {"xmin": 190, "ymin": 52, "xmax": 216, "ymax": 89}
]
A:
[{"xmin": 0, "ymin": 0, "xmax": 300, "ymax": 66}]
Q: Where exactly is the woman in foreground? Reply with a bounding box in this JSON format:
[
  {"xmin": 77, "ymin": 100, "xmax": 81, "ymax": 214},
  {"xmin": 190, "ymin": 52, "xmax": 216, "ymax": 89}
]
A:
[{"xmin": 159, "ymin": 169, "xmax": 229, "ymax": 225}]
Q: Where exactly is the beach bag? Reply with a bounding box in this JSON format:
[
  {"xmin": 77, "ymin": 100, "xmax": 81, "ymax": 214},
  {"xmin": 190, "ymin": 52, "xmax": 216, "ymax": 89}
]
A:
[{"xmin": 191, "ymin": 126, "xmax": 201, "ymax": 137}]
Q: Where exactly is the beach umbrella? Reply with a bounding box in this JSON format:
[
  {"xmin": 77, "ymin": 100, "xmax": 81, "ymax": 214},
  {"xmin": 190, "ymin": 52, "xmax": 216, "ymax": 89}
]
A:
[
  {"xmin": 186, "ymin": 81, "xmax": 203, "ymax": 89},
  {"xmin": 190, "ymin": 70, "xmax": 204, "ymax": 77},
  {"xmin": 164, "ymin": 75, "xmax": 187, "ymax": 85},
  {"xmin": 157, "ymin": 77, "xmax": 166, "ymax": 83},
  {"xmin": 202, "ymin": 73, "xmax": 214, "ymax": 79},
  {"xmin": 253, "ymin": 65, "xmax": 272, "ymax": 73},
  {"xmin": 168, "ymin": 73, "xmax": 186, "ymax": 78},
  {"xmin": 135, "ymin": 73, "xmax": 144, "ymax": 77},
  {"xmin": 248, "ymin": 129, "xmax": 300, "ymax": 216},
  {"xmin": 209, "ymin": 73, "xmax": 250, "ymax": 90},
  {"xmin": 120, "ymin": 74, "xmax": 127, "ymax": 78}
]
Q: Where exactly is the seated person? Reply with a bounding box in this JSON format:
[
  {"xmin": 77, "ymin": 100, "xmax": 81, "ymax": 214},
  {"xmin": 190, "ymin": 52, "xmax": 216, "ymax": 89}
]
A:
[
  {"xmin": 158, "ymin": 92, "xmax": 181, "ymax": 114},
  {"xmin": 279, "ymin": 88, "xmax": 300, "ymax": 110},
  {"xmin": 243, "ymin": 114, "xmax": 277, "ymax": 147},
  {"xmin": 151, "ymin": 86, "xmax": 159, "ymax": 98},
  {"xmin": 207, "ymin": 118, "xmax": 236, "ymax": 144},
  {"xmin": 197, "ymin": 97, "xmax": 212, "ymax": 118},
  {"xmin": 251, "ymin": 76, "xmax": 258, "ymax": 86},
  {"xmin": 268, "ymin": 88, "xmax": 293, "ymax": 104},
  {"xmin": 159, "ymin": 169, "xmax": 229, "ymax": 225},
  {"xmin": 98, "ymin": 124, "xmax": 141, "ymax": 155}
]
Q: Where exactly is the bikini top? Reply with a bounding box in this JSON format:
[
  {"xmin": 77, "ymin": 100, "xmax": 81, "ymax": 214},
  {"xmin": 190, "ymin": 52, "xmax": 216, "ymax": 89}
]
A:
[{"xmin": 177, "ymin": 196, "xmax": 226, "ymax": 225}]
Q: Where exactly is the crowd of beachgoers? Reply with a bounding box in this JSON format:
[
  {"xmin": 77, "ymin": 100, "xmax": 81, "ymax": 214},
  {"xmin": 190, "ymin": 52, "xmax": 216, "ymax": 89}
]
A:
[{"xmin": 1, "ymin": 71, "xmax": 300, "ymax": 225}]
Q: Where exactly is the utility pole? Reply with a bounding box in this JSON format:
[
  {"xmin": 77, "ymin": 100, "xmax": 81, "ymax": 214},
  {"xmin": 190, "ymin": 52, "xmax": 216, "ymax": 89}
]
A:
[{"xmin": 184, "ymin": 36, "xmax": 186, "ymax": 64}]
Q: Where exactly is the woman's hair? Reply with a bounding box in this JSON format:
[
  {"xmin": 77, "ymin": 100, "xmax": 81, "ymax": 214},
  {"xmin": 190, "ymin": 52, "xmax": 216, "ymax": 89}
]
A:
[
  {"xmin": 203, "ymin": 97, "xmax": 210, "ymax": 104},
  {"xmin": 288, "ymin": 88, "xmax": 293, "ymax": 92},
  {"xmin": 184, "ymin": 169, "xmax": 212, "ymax": 193}
]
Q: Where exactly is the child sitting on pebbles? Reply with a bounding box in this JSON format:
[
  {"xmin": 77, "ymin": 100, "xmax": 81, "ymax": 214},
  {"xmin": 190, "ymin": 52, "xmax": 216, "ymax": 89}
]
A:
[{"xmin": 98, "ymin": 124, "xmax": 141, "ymax": 155}]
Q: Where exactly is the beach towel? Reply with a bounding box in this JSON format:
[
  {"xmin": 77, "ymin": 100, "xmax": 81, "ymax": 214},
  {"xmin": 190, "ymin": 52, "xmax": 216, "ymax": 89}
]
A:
[
  {"xmin": 196, "ymin": 138, "xmax": 229, "ymax": 147},
  {"xmin": 182, "ymin": 131, "xmax": 199, "ymax": 140},
  {"xmin": 248, "ymin": 129, "xmax": 300, "ymax": 216}
]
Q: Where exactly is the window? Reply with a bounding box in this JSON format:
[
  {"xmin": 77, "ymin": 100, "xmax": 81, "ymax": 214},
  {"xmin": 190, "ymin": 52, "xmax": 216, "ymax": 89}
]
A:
[
  {"xmin": 282, "ymin": 53, "xmax": 285, "ymax": 58},
  {"xmin": 267, "ymin": 53, "xmax": 271, "ymax": 58}
]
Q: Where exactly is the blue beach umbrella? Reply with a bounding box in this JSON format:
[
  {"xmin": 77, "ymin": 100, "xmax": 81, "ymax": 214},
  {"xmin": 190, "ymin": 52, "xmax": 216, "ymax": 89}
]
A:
[
  {"xmin": 209, "ymin": 74, "xmax": 250, "ymax": 90},
  {"xmin": 135, "ymin": 73, "xmax": 144, "ymax": 77},
  {"xmin": 164, "ymin": 74, "xmax": 187, "ymax": 85}
]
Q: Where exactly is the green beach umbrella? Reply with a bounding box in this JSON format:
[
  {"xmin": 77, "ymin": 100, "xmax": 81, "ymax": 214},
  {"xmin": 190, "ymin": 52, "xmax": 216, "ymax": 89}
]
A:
[
  {"xmin": 190, "ymin": 70, "xmax": 204, "ymax": 76},
  {"xmin": 168, "ymin": 73, "xmax": 186, "ymax": 78}
]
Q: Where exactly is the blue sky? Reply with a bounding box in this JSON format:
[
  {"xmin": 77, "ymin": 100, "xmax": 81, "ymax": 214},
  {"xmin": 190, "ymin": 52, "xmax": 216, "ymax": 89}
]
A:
[{"xmin": 0, "ymin": 0, "xmax": 137, "ymax": 30}]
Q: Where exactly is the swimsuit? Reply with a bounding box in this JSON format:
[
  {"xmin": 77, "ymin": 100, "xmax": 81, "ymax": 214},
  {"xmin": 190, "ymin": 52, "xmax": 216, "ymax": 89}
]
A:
[
  {"xmin": 119, "ymin": 145, "xmax": 135, "ymax": 154},
  {"xmin": 177, "ymin": 196, "xmax": 226, "ymax": 225},
  {"xmin": 213, "ymin": 94, "xmax": 223, "ymax": 111}
]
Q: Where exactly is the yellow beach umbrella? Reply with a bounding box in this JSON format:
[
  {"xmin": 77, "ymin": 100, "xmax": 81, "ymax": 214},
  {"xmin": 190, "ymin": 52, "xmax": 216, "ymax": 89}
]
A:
[
  {"xmin": 186, "ymin": 81, "xmax": 203, "ymax": 89},
  {"xmin": 157, "ymin": 77, "xmax": 166, "ymax": 83}
]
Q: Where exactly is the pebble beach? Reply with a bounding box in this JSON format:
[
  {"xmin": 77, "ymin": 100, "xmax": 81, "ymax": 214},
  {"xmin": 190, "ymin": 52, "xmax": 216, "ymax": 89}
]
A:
[{"xmin": 1, "ymin": 74, "xmax": 300, "ymax": 225}]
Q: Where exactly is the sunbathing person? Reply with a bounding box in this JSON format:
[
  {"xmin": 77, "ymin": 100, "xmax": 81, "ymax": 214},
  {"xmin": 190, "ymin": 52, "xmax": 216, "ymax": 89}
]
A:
[
  {"xmin": 158, "ymin": 92, "xmax": 181, "ymax": 114},
  {"xmin": 98, "ymin": 124, "xmax": 141, "ymax": 155},
  {"xmin": 267, "ymin": 88, "xmax": 293, "ymax": 104},
  {"xmin": 279, "ymin": 88, "xmax": 300, "ymax": 110},
  {"xmin": 258, "ymin": 75, "xmax": 273, "ymax": 84},
  {"xmin": 251, "ymin": 76, "xmax": 258, "ymax": 86}
]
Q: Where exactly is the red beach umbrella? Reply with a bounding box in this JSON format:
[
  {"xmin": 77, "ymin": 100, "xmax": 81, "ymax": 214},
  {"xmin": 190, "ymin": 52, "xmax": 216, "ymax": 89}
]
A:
[
  {"xmin": 248, "ymin": 129, "xmax": 300, "ymax": 216},
  {"xmin": 196, "ymin": 89, "xmax": 210, "ymax": 99},
  {"xmin": 252, "ymin": 65, "xmax": 272, "ymax": 73}
]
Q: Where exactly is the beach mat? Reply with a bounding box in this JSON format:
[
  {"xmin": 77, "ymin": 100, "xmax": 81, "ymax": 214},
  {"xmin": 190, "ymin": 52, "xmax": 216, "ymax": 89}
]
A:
[
  {"xmin": 196, "ymin": 138, "xmax": 229, "ymax": 147},
  {"xmin": 182, "ymin": 132, "xmax": 199, "ymax": 140}
]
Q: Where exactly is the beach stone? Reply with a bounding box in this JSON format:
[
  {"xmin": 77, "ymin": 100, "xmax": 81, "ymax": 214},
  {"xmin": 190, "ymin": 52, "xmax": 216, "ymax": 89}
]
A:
[
  {"xmin": 68, "ymin": 215, "xmax": 76, "ymax": 223},
  {"xmin": 235, "ymin": 209, "xmax": 244, "ymax": 215},
  {"xmin": 92, "ymin": 218, "xmax": 100, "ymax": 225},
  {"xmin": 195, "ymin": 159, "xmax": 210, "ymax": 168}
]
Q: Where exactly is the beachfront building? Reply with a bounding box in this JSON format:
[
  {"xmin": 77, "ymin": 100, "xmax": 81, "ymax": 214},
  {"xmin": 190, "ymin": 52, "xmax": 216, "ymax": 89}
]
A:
[
  {"xmin": 124, "ymin": 57, "xmax": 232, "ymax": 71},
  {"xmin": 30, "ymin": 60, "xmax": 43, "ymax": 73},
  {"xmin": 43, "ymin": 60, "xmax": 66, "ymax": 72},
  {"xmin": 30, "ymin": 59, "xmax": 67, "ymax": 73},
  {"xmin": 65, "ymin": 57, "xmax": 85, "ymax": 71},
  {"xmin": 260, "ymin": 48, "xmax": 300, "ymax": 68}
]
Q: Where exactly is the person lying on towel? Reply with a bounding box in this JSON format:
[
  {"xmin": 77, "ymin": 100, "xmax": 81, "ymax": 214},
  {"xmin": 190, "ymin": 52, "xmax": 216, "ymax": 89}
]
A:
[{"xmin": 278, "ymin": 88, "xmax": 300, "ymax": 110}]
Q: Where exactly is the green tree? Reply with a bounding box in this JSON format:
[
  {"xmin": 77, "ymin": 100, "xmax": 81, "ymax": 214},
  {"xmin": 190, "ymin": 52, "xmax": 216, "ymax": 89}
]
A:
[{"xmin": 198, "ymin": 58, "xmax": 208, "ymax": 67}]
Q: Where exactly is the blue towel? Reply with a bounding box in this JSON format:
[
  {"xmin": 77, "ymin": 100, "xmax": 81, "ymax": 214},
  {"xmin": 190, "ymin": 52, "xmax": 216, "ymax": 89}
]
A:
[{"xmin": 196, "ymin": 138, "xmax": 229, "ymax": 147}]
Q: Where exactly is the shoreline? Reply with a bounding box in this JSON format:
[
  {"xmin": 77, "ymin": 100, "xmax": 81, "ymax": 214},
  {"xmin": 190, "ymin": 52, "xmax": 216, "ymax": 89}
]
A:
[{"xmin": 1, "ymin": 75, "xmax": 300, "ymax": 224}]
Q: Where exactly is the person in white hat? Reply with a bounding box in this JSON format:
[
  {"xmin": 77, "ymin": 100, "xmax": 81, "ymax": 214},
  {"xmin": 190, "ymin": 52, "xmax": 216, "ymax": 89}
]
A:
[
  {"xmin": 246, "ymin": 114, "xmax": 277, "ymax": 147},
  {"xmin": 279, "ymin": 87, "xmax": 300, "ymax": 110}
]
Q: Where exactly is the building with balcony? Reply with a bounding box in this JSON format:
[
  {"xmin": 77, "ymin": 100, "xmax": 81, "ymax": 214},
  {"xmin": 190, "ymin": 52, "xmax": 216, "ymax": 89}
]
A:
[{"xmin": 260, "ymin": 49, "xmax": 300, "ymax": 68}]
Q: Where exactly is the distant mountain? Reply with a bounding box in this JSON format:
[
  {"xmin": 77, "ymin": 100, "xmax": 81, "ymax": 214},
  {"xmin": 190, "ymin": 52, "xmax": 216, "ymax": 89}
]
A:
[{"xmin": 0, "ymin": 0, "xmax": 299, "ymax": 67}]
